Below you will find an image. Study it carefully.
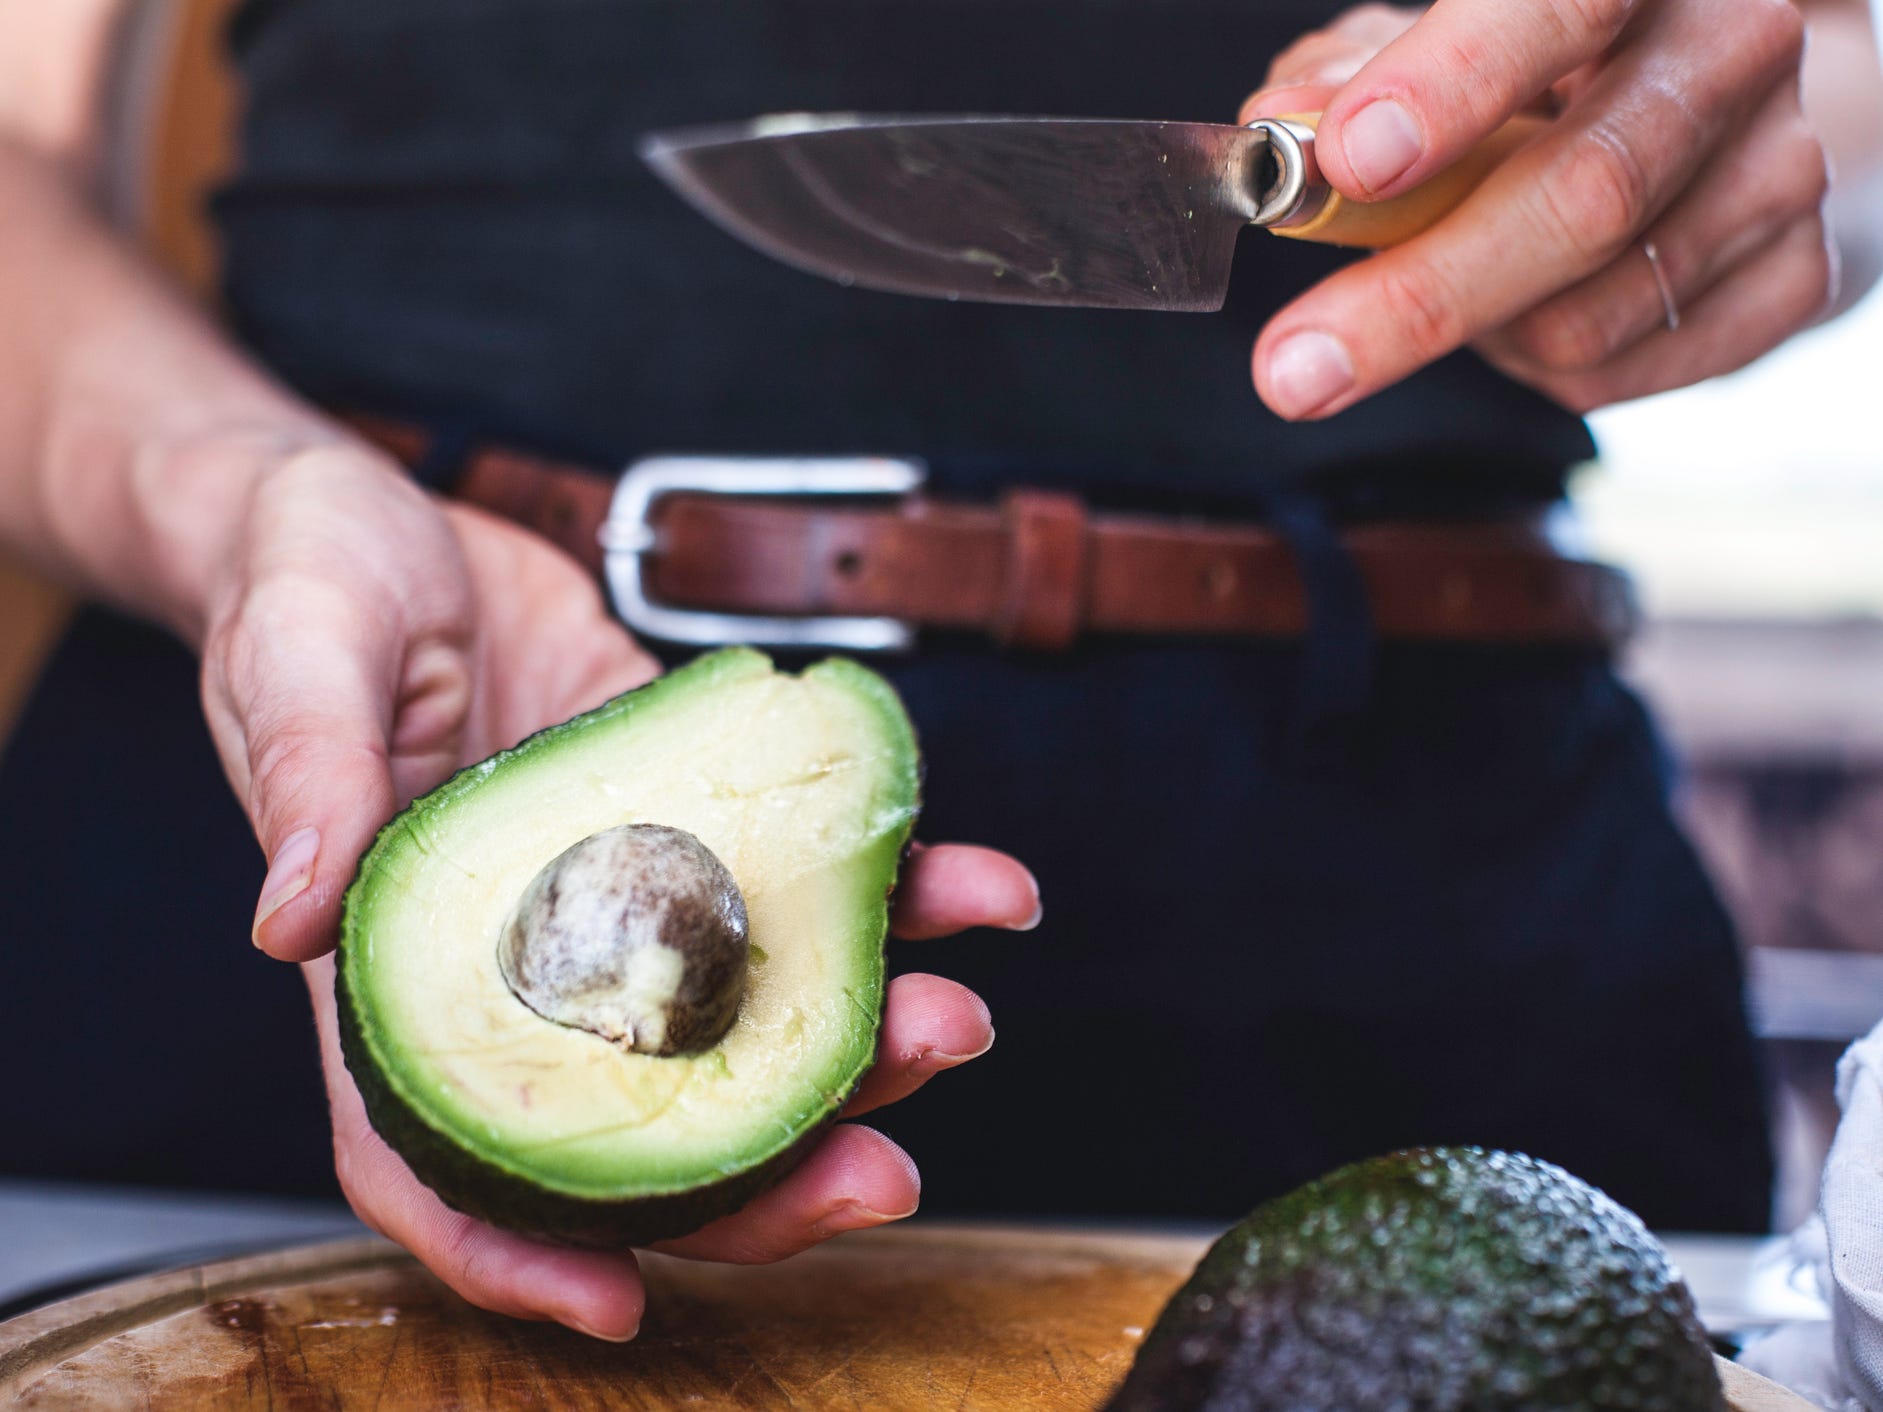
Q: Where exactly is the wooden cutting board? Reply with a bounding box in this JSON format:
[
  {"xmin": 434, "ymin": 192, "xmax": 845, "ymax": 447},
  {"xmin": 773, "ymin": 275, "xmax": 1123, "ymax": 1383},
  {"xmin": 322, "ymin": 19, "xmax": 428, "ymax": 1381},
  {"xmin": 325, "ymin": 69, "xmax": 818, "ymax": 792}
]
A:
[{"xmin": 0, "ymin": 1223, "xmax": 1813, "ymax": 1410}]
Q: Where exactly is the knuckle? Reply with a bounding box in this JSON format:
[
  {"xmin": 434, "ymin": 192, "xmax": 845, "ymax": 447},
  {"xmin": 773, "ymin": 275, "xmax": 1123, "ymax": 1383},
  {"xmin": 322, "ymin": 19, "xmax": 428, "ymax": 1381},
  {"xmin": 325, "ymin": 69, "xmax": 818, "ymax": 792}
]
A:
[
  {"xmin": 1336, "ymin": 3, "xmax": 1416, "ymax": 39},
  {"xmin": 1373, "ymin": 262, "xmax": 1468, "ymax": 363},
  {"xmin": 1788, "ymin": 128, "xmax": 1832, "ymax": 211},
  {"xmin": 246, "ymin": 732, "xmax": 322, "ymax": 819},
  {"xmin": 247, "ymin": 727, "xmax": 382, "ymax": 828},
  {"xmin": 1257, "ymin": 46, "xmax": 1310, "ymax": 91},
  {"xmin": 1550, "ymin": 0, "xmax": 1634, "ymax": 46},
  {"xmin": 741, "ymin": 1237, "xmax": 806, "ymax": 1267},
  {"xmin": 1510, "ymin": 299, "xmax": 1617, "ymax": 372},
  {"xmin": 1741, "ymin": 0, "xmax": 1806, "ymax": 74},
  {"xmin": 433, "ymin": 1213, "xmax": 503, "ymax": 1301},
  {"xmin": 1273, "ymin": 32, "xmax": 1333, "ymax": 65},
  {"xmin": 1791, "ymin": 220, "xmax": 1838, "ymax": 319},
  {"xmin": 227, "ymin": 574, "xmax": 366, "ymax": 673},
  {"xmin": 1739, "ymin": 122, "xmax": 1828, "ymax": 228},
  {"xmin": 709, "ymin": 1225, "xmax": 805, "ymax": 1266},
  {"xmin": 1418, "ymin": 28, "xmax": 1496, "ymax": 101},
  {"xmin": 1540, "ymin": 125, "xmax": 1656, "ymax": 261},
  {"xmin": 1264, "ymin": 32, "xmax": 1360, "ymax": 89},
  {"xmin": 209, "ymin": 597, "xmax": 277, "ymax": 689}
]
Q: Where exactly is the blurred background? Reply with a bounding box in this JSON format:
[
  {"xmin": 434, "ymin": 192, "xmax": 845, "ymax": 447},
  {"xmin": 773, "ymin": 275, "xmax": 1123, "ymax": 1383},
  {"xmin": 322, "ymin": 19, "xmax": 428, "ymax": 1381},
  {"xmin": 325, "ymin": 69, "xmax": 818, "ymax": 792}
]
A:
[{"xmin": 1580, "ymin": 279, "xmax": 1883, "ymax": 1230}]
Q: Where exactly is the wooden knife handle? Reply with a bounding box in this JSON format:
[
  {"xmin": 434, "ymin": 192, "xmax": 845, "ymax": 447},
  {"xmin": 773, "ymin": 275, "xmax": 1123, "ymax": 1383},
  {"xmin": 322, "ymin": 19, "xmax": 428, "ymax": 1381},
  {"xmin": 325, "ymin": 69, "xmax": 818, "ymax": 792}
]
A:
[{"xmin": 1268, "ymin": 112, "xmax": 1549, "ymax": 248}]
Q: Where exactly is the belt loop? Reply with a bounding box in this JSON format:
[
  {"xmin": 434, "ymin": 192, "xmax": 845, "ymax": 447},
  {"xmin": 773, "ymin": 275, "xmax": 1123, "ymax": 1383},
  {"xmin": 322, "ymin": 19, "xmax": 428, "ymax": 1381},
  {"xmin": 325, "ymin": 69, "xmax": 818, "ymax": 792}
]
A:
[
  {"xmin": 1259, "ymin": 486, "xmax": 1374, "ymax": 726},
  {"xmin": 995, "ymin": 490, "xmax": 1089, "ymax": 650}
]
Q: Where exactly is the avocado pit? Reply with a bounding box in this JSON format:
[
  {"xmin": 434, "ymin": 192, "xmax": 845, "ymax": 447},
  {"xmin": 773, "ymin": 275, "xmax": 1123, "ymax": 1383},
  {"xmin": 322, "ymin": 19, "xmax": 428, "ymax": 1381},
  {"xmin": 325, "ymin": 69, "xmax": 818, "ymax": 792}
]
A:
[{"xmin": 497, "ymin": 823, "xmax": 748, "ymax": 1056}]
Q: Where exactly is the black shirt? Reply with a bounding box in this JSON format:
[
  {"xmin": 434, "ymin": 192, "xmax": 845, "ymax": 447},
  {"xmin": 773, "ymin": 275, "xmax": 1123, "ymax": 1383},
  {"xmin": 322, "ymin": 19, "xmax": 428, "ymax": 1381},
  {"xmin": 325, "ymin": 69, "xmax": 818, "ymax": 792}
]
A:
[{"xmin": 217, "ymin": 0, "xmax": 1594, "ymax": 514}]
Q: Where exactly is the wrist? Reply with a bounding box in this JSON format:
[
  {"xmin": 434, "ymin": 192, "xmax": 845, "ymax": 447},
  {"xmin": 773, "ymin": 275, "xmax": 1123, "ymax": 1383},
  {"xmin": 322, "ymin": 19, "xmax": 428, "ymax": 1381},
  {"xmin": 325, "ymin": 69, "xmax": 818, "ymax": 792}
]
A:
[
  {"xmin": 2, "ymin": 143, "xmax": 358, "ymax": 644},
  {"xmin": 41, "ymin": 411, "xmax": 352, "ymax": 648},
  {"xmin": 140, "ymin": 423, "xmax": 361, "ymax": 645}
]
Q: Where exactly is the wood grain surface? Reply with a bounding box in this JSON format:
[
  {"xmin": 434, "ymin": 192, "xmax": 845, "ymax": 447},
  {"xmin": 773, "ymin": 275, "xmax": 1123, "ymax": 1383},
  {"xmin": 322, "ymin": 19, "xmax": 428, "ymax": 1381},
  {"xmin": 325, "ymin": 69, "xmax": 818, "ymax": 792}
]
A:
[{"xmin": 0, "ymin": 1223, "xmax": 1818, "ymax": 1410}]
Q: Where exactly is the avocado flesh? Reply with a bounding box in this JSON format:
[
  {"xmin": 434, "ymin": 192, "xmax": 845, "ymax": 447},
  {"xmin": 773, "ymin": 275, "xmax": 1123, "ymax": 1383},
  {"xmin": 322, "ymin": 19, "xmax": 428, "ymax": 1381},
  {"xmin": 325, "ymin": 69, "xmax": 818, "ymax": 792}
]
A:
[
  {"xmin": 1109, "ymin": 1148, "xmax": 1723, "ymax": 1412},
  {"xmin": 336, "ymin": 649, "xmax": 918, "ymax": 1247}
]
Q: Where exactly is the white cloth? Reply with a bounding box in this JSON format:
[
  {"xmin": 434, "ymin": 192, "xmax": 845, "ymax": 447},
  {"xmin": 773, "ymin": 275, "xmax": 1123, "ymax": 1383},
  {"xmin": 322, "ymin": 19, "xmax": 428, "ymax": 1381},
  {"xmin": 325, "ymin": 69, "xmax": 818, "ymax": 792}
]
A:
[
  {"xmin": 1827, "ymin": 1026, "xmax": 1883, "ymax": 1408},
  {"xmin": 1739, "ymin": 1218, "xmax": 1850, "ymax": 1409},
  {"xmin": 1742, "ymin": 1022, "xmax": 1883, "ymax": 1410}
]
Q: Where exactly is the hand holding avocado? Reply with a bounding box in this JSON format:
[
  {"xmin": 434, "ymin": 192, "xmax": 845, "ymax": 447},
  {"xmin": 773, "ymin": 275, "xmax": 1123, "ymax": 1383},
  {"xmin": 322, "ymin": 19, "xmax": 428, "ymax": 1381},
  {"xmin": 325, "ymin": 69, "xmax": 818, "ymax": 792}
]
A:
[
  {"xmin": 194, "ymin": 446, "xmax": 1037, "ymax": 1339},
  {"xmin": 338, "ymin": 651, "xmax": 943, "ymax": 1249}
]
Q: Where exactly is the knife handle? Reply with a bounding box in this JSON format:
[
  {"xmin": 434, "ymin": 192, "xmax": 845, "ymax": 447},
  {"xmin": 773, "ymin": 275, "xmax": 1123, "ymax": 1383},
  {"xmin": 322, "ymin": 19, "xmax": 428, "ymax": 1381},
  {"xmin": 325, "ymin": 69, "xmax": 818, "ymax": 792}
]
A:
[{"xmin": 1265, "ymin": 112, "xmax": 1549, "ymax": 248}]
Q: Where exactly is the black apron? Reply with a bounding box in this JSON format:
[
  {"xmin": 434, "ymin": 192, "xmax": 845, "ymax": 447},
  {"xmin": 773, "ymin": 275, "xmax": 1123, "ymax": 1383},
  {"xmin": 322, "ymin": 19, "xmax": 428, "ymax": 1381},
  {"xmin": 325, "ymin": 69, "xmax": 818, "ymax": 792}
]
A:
[{"xmin": 0, "ymin": 0, "xmax": 1772, "ymax": 1232}]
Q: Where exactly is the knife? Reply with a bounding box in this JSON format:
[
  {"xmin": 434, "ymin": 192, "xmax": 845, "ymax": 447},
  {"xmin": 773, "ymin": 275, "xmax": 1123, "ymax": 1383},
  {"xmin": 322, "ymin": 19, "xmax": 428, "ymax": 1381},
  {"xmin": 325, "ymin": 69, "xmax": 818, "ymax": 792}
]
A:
[{"xmin": 640, "ymin": 111, "xmax": 1545, "ymax": 312}]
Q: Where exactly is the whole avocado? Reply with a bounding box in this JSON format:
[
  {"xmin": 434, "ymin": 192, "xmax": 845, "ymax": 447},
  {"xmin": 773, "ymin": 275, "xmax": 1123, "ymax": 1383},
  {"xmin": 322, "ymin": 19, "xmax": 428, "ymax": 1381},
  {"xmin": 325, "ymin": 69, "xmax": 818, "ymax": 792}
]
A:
[{"xmin": 1109, "ymin": 1148, "xmax": 1724, "ymax": 1412}]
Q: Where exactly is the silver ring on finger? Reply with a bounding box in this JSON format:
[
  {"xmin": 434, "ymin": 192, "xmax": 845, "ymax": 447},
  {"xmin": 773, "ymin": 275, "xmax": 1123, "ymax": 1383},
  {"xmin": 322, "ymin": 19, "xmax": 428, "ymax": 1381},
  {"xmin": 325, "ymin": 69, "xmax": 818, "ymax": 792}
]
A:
[{"xmin": 1642, "ymin": 240, "xmax": 1680, "ymax": 333}]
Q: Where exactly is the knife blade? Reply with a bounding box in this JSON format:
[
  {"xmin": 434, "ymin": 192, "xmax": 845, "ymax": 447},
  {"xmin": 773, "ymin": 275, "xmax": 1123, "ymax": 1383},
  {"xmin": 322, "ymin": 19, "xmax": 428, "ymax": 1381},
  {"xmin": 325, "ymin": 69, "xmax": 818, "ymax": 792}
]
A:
[{"xmin": 639, "ymin": 112, "xmax": 1543, "ymax": 312}]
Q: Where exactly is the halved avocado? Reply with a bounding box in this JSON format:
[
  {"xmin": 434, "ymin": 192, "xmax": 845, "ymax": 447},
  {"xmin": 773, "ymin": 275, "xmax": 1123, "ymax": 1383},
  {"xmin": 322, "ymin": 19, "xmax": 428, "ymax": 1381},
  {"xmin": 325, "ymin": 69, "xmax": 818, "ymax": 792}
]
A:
[{"xmin": 336, "ymin": 649, "xmax": 920, "ymax": 1248}]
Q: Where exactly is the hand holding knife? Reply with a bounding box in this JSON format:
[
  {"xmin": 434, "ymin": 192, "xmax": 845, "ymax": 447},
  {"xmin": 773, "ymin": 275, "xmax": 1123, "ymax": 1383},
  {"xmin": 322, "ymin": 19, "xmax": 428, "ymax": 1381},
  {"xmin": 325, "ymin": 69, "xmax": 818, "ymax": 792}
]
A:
[{"xmin": 644, "ymin": 0, "xmax": 1846, "ymax": 421}]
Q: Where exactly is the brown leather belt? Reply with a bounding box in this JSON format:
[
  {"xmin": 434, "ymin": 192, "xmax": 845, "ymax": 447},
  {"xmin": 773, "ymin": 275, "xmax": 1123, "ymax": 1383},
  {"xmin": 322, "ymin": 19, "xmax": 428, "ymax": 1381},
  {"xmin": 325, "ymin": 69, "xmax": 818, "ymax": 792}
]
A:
[{"xmin": 347, "ymin": 416, "xmax": 1636, "ymax": 652}]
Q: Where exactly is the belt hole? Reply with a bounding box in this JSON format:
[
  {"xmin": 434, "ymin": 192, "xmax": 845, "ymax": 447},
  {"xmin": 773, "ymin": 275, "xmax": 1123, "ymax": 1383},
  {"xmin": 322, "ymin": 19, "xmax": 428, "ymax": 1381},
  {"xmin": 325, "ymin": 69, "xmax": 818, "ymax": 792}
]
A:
[
  {"xmin": 834, "ymin": 550, "xmax": 864, "ymax": 578},
  {"xmin": 1201, "ymin": 561, "xmax": 1238, "ymax": 600}
]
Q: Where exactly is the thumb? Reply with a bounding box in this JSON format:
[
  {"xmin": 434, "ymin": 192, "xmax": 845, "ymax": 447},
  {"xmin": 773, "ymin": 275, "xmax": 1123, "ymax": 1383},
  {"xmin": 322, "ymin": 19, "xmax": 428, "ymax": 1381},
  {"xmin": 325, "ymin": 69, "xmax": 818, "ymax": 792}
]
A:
[{"xmin": 208, "ymin": 579, "xmax": 404, "ymax": 962}]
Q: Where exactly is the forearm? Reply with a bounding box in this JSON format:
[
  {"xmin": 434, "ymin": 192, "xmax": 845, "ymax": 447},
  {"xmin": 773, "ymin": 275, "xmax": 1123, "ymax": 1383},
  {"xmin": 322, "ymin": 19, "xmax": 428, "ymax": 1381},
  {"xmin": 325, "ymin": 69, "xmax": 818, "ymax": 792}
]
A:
[{"xmin": 0, "ymin": 137, "xmax": 342, "ymax": 646}]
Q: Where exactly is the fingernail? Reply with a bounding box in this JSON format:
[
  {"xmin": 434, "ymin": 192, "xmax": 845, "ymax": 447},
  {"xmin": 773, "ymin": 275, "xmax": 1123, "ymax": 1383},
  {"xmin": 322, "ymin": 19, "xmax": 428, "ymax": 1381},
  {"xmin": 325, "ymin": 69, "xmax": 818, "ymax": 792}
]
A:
[
  {"xmin": 565, "ymin": 1316, "xmax": 639, "ymax": 1343},
  {"xmin": 815, "ymin": 1198, "xmax": 916, "ymax": 1237},
  {"xmin": 1265, "ymin": 332, "xmax": 1355, "ymax": 418},
  {"xmin": 1342, "ymin": 98, "xmax": 1422, "ymax": 194},
  {"xmin": 253, "ymin": 826, "xmax": 319, "ymax": 943},
  {"xmin": 921, "ymin": 1028, "xmax": 996, "ymax": 1067},
  {"xmin": 1005, "ymin": 874, "xmax": 1044, "ymax": 932}
]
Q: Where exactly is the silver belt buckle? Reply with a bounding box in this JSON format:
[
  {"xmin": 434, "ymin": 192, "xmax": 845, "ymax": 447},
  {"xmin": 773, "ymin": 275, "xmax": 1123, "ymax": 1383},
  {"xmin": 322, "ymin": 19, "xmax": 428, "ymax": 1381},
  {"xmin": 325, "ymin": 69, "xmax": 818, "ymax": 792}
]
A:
[{"xmin": 600, "ymin": 454, "xmax": 927, "ymax": 651}]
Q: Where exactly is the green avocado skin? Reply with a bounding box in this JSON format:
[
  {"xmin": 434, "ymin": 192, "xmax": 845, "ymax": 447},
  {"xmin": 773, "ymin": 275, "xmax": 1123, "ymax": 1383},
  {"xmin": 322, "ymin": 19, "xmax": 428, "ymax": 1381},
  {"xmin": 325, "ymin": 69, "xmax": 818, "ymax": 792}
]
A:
[
  {"xmin": 334, "ymin": 965, "xmax": 853, "ymax": 1250},
  {"xmin": 334, "ymin": 648, "xmax": 919, "ymax": 1250},
  {"xmin": 1108, "ymin": 1148, "xmax": 1725, "ymax": 1412}
]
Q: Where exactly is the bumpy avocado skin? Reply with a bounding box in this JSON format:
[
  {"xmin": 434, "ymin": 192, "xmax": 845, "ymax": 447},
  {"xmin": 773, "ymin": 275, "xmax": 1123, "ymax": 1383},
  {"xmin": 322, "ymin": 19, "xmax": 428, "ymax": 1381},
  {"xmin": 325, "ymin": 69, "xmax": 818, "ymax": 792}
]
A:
[
  {"xmin": 1108, "ymin": 1148, "xmax": 1724, "ymax": 1412},
  {"xmin": 334, "ymin": 649, "xmax": 919, "ymax": 1249}
]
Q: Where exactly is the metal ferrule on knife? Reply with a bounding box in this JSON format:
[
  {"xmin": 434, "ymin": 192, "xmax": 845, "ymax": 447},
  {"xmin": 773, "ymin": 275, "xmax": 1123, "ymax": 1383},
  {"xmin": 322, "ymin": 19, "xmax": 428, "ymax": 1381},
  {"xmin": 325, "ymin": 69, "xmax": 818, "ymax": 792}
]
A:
[{"xmin": 1243, "ymin": 118, "xmax": 1332, "ymax": 231}]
